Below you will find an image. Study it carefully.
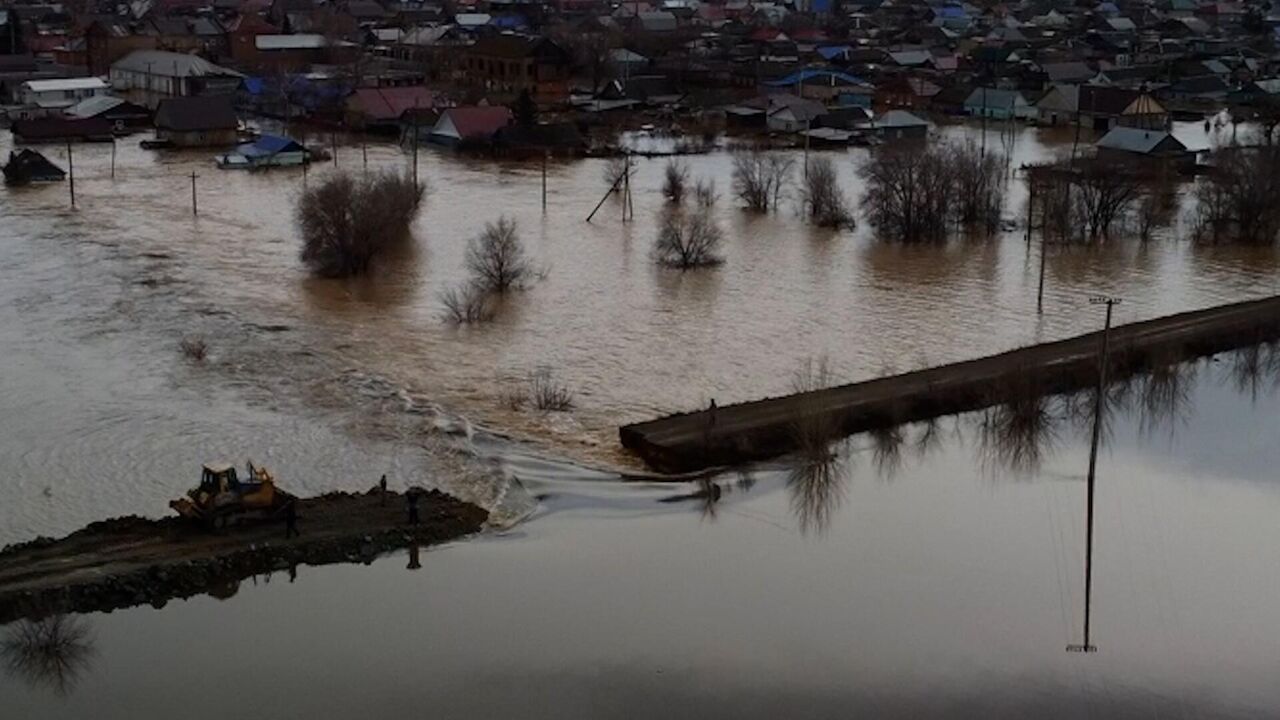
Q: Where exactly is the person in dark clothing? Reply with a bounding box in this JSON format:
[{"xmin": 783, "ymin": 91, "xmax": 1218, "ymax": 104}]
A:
[
  {"xmin": 406, "ymin": 489, "xmax": 421, "ymax": 525},
  {"xmin": 379, "ymin": 474, "xmax": 388, "ymax": 506},
  {"xmin": 284, "ymin": 501, "xmax": 299, "ymax": 538}
]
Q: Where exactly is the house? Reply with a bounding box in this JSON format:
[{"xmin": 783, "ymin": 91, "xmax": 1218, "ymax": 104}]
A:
[
  {"xmin": 1036, "ymin": 85, "xmax": 1168, "ymax": 130},
  {"xmin": 1041, "ymin": 61, "xmax": 1094, "ymax": 85},
  {"xmin": 216, "ymin": 134, "xmax": 309, "ymax": 168},
  {"xmin": 153, "ymin": 95, "xmax": 239, "ymax": 147},
  {"xmin": 963, "ymin": 88, "xmax": 1035, "ymax": 120},
  {"xmin": 763, "ymin": 68, "xmax": 874, "ymax": 106},
  {"xmin": 867, "ymin": 109, "xmax": 930, "ymax": 139},
  {"xmin": 460, "ymin": 36, "xmax": 572, "ymax": 103},
  {"xmin": 875, "ymin": 76, "xmax": 941, "ymax": 109},
  {"xmin": 344, "ymin": 86, "xmax": 437, "ymax": 131},
  {"xmin": 18, "ymin": 77, "xmax": 109, "ymax": 110},
  {"xmin": 64, "ymin": 95, "xmax": 151, "ymax": 131},
  {"xmin": 429, "ymin": 106, "xmax": 512, "ymax": 146},
  {"xmin": 110, "ymin": 50, "xmax": 244, "ymax": 108},
  {"xmin": 765, "ymin": 94, "xmax": 827, "ymax": 132},
  {"xmin": 2, "ymin": 148, "xmax": 66, "ymax": 185},
  {"xmin": 1095, "ymin": 127, "xmax": 1195, "ymax": 166},
  {"xmin": 11, "ymin": 117, "xmax": 115, "ymax": 143}
]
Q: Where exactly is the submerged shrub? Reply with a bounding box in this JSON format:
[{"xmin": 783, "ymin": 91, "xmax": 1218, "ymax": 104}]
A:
[
  {"xmin": 296, "ymin": 171, "xmax": 424, "ymax": 277},
  {"xmin": 653, "ymin": 210, "xmax": 724, "ymax": 269}
]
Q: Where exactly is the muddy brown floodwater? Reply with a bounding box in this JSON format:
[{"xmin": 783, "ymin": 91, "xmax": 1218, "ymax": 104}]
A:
[{"xmin": 3, "ymin": 119, "xmax": 1277, "ymax": 543}]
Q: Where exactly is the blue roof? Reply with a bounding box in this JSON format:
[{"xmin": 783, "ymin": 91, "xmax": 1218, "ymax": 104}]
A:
[
  {"xmin": 242, "ymin": 76, "xmax": 266, "ymax": 95},
  {"xmin": 764, "ymin": 69, "xmax": 868, "ymax": 88},
  {"xmin": 238, "ymin": 135, "xmax": 305, "ymax": 158},
  {"xmin": 816, "ymin": 45, "xmax": 852, "ymax": 60},
  {"xmin": 490, "ymin": 14, "xmax": 528, "ymax": 29},
  {"xmin": 936, "ymin": 4, "xmax": 968, "ymax": 18}
]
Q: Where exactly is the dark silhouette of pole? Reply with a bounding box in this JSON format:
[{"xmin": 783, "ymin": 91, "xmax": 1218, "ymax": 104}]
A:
[
  {"xmin": 190, "ymin": 171, "xmax": 198, "ymax": 216},
  {"xmin": 1068, "ymin": 295, "xmax": 1120, "ymax": 654},
  {"xmin": 622, "ymin": 155, "xmax": 631, "ymax": 222},
  {"xmin": 331, "ymin": 132, "xmax": 337, "ymax": 167},
  {"xmin": 586, "ymin": 162, "xmax": 627, "ymax": 223},
  {"xmin": 110, "ymin": 139, "xmax": 116, "ymax": 180},
  {"xmin": 541, "ymin": 150, "xmax": 548, "ymax": 212},
  {"xmin": 66, "ymin": 141, "xmax": 75, "ymax": 208}
]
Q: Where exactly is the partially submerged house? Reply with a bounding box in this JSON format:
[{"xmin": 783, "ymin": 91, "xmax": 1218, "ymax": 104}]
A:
[
  {"xmin": 344, "ymin": 86, "xmax": 436, "ymax": 132},
  {"xmin": 1095, "ymin": 127, "xmax": 1195, "ymax": 166},
  {"xmin": 110, "ymin": 50, "xmax": 243, "ymax": 108},
  {"xmin": 153, "ymin": 95, "xmax": 238, "ymax": 147},
  {"xmin": 963, "ymin": 88, "xmax": 1035, "ymax": 120},
  {"xmin": 64, "ymin": 95, "xmax": 150, "ymax": 131},
  {"xmin": 17, "ymin": 77, "xmax": 109, "ymax": 111},
  {"xmin": 2, "ymin": 148, "xmax": 66, "ymax": 185},
  {"xmin": 866, "ymin": 109, "xmax": 930, "ymax": 139},
  {"xmin": 216, "ymin": 134, "xmax": 308, "ymax": 168},
  {"xmin": 428, "ymin": 106, "xmax": 512, "ymax": 147},
  {"xmin": 11, "ymin": 116, "xmax": 114, "ymax": 143},
  {"xmin": 1036, "ymin": 85, "xmax": 1168, "ymax": 130}
]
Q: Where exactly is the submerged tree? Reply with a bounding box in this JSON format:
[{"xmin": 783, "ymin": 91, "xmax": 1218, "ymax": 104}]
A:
[
  {"xmin": 465, "ymin": 216, "xmax": 534, "ymax": 293},
  {"xmin": 1073, "ymin": 158, "xmax": 1142, "ymax": 241},
  {"xmin": 731, "ymin": 149, "xmax": 794, "ymax": 213},
  {"xmin": 860, "ymin": 143, "xmax": 952, "ymax": 242},
  {"xmin": 1192, "ymin": 144, "xmax": 1280, "ymax": 245},
  {"xmin": 662, "ymin": 158, "xmax": 689, "ymax": 204},
  {"xmin": 798, "ymin": 157, "xmax": 854, "ymax": 229},
  {"xmin": 653, "ymin": 210, "xmax": 724, "ymax": 269},
  {"xmin": 297, "ymin": 171, "xmax": 424, "ymax": 277},
  {"xmin": 948, "ymin": 141, "xmax": 1007, "ymax": 232},
  {"xmin": 2, "ymin": 614, "xmax": 95, "ymax": 696}
]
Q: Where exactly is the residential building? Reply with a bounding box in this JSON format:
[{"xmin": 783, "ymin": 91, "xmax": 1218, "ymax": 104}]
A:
[
  {"xmin": 17, "ymin": 77, "xmax": 108, "ymax": 110},
  {"xmin": 153, "ymin": 95, "xmax": 239, "ymax": 146},
  {"xmin": 460, "ymin": 37, "xmax": 571, "ymax": 103},
  {"xmin": 110, "ymin": 50, "xmax": 243, "ymax": 108}
]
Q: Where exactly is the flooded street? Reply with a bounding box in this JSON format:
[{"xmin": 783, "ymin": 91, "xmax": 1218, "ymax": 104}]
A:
[
  {"xmin": 5, "ymin": 356, "xmax": 1280, "ymax": 718},
  {"xmin": 2, "ymin": 121, "xmax": 1277, "ymax": 542}
]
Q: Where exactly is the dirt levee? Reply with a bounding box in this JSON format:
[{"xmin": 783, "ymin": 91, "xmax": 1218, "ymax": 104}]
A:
[{"xmin": 0, "ymin": 489, "xmax": 487, "ymax": 624}]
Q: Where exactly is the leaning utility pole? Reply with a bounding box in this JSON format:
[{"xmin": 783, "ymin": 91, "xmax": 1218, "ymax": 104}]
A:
[
  {"xmin": 1068, "ymin": 295, "xmax": 1121, "ymax": 654},
  {"xmin": 190, "ymin": 171, "xmax": 198, "ymax": 216}
]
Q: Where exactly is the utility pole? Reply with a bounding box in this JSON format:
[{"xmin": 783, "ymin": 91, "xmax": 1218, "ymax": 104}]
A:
[
  {"xmin": 66, "ymin": 141, "xmax": 75, "ymax": 208},
  {"xmin": 331, "ymin": 132, "xmax": 337, "ymax": 167},
  {"xmin": 1068, "ymin": 295, "xmax": 1121, "ymax": 654},
  {"xmin": 804, "ymin": 118, "xmax": 811, "ymax": 177},
  {"xmin": 110, "ymin": 139, "xmax": 116, "ymax": 180},
  {"xmin": 541, "ymin": 150, "xmax": 548, "ymax": 213},
  {"xmin": 190, "ymin": 171, "xmax": 198, "ymax": 216}
]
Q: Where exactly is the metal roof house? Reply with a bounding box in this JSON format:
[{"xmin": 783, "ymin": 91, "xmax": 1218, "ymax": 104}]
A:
[
  {"xmin": 110, "ymin": 50, "xmax": 243, "ymax": 108},
  {"xmin": 1095, "ymin": 127, "xmax": 1194, "ymax": 166},
  {"xmin": 964, "ymin": 88, "xmax": 1035, "ymax": 120},
  {"xmin": 17, "ymin": 77, "xmax": 109, "ymax": 109},
  {"xmin": 216, "ymin": 134, "xmax": 308, "ymax": 168}
]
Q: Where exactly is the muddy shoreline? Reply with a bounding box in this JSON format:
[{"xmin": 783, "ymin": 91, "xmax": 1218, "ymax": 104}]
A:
[{"xmin": 0, "ymin": 489, "xmax": 487, "ymax": 625}]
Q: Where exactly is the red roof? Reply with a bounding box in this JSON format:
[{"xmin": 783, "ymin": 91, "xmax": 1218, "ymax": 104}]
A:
[
  {"xmin": 440, "ymin": 106, "xmax": 512, "ymax": 139},
  {"xmin": 349, "ymin": 86, "xmax": 436, "ymax": 122}
]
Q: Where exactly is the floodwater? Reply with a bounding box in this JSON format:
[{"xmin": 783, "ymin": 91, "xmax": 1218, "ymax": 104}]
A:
[
  {"xmin": 3, "ymin": 117, "xmax": 1280, "ymax": 714},
  {"xmin": 4, "ymin": 353, "xmax": 1280, "ymax": 718},
  {"xmin": 1, "ymin": 119, "xmax": 1276, "ymax": 542}
]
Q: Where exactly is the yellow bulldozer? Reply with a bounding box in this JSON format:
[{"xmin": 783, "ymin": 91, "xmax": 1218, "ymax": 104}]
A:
[{"xmin": 171, "ymin": 462, "xmax": 294, "ymax": 528}]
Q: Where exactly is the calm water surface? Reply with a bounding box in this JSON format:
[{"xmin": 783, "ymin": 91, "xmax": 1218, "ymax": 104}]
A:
[{"xmin": 4, "ymin": 357, "xmax": 1280, "ymax": 718}]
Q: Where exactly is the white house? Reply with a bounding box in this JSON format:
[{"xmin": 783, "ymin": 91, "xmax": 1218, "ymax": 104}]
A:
[{"xmin": 18, "ymin": 78, "xmax": 109, "ymax": 110}]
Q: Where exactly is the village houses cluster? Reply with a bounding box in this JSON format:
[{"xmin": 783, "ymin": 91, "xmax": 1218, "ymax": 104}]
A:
[{"xmin": 1, "ymin": 0, "xmax": 1279, "ymax": 169}]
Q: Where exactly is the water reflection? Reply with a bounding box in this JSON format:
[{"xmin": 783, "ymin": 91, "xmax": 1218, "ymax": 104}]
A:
[
  {"xmin": 786, "ymin": 445, "xmax": 850, "ymax": 536},
  {"xmin": 974, "ymin": 390, "xmax": 1061, "ymax": 477},
  {"xmin": 2, "ymin": 615, "xmax": 96, "ymax": 696}
]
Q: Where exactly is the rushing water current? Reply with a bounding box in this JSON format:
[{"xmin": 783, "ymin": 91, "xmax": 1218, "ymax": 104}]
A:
[{"xmin": 3, "ymin": 119, "xmax": 1280, "ymax": 716}]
